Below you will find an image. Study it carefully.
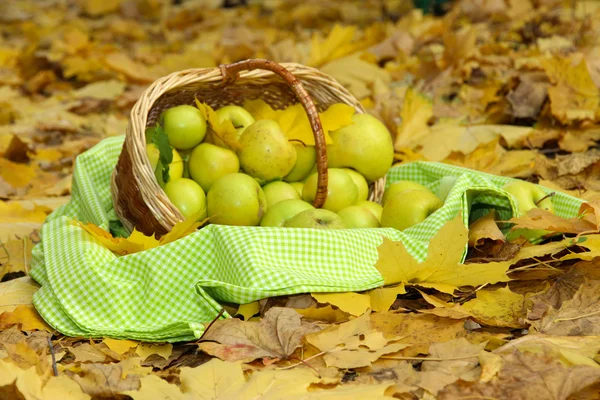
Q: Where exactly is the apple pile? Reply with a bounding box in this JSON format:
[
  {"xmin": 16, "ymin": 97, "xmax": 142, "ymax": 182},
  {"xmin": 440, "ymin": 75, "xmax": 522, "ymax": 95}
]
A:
[{"xmin": 145, "ymin": 102, "xmax": 396, "ymax": 230}]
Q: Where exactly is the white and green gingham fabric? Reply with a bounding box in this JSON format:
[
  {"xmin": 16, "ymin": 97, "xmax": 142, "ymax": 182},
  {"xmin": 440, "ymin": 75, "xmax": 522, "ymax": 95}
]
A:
[{"xmin": 29, "ymin": 136, "xmax": 584, "ymax": 342}]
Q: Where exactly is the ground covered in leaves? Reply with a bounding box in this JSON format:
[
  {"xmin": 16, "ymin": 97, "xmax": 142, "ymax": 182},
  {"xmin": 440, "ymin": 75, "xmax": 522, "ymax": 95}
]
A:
[{"xmin": 2, "ymin": 0, "xmax": 600, "ymax": 398}]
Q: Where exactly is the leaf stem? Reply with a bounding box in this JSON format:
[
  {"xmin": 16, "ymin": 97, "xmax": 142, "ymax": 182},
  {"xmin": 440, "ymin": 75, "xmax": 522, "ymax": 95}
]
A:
[
  {"xmin": 553, "ymin": 309, "xmax": 600, "ymax": 322},
  {"xmin": 275, "ymin": 350, "xmax": 328, "ymax": 370}
]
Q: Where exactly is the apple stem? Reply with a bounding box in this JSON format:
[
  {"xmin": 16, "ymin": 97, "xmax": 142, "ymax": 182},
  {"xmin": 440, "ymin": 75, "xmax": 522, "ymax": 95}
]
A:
[
  {"xmin": 535, "ymin": 192, "xmax": 556, "ymax": 207},
  {"xmin": 288, "ymin": 139, "xmax": 307, "ymax": 147}
]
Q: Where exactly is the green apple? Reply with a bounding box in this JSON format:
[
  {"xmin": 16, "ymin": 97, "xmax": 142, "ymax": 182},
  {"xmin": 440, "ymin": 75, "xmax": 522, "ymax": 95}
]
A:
[
  {"xmin": 207, "ymin": 173, "xmax": 267, "ymax": 226},
  {"xmin": 284, "ymin": 208, "xmax": 346, "ymax": 229},
  {"xmin": 211, "ymin": 105, "xmax": 255, "ymax": 148},
  {"xmin": 341, "ymin": 168, "xmax": 369, "ymax": 202},
  {"xmin": 290, "ymin": 182, "xmax": 304, "ymax": 197},
  {"xmin": 381, "ymin": 189, "xmax": 442, "ymax": 230},
  {"xmin": 327, "ymin": 113, "xmax": 394, "ymax": 182},
  {"xmin": 238, "ymin": 120, "xmax": 297, "ymax": 183},
  {"xmin": 216, "ymin": 105, "xmax": 255, "ymax": 133},
  {"xmin": 161, "ymin": 105, "xmax": 207, "ymax": 150},
  {"xmin": 283, "ymin": 144, "xmax": 316, "ymax": 182},
  {"xmin": 163, "ymin": 178, "xmax": 207, "ymax": 220},
  {"xmin": 382, "ymin": 180, "xmax": 432, "ymax": 206},
  {"xmin": 188, "ymin": 143, "xmax": 240, "ymax": 192},
  {"xmin": 337, "ymin": 205, "xmax": 380, "ymax": 228},
  {"xmin": 302, "ymin": 168, "xmax": 358, "ymax": 212},
  {"xmin": 260, "ymin": 199, "xmax": 314, "ymax": 227},
  {"xmin": 262, "ymin": 181, "xmax": 301, "ymax": 208},
  {"xmin": 355, "ymin": 200, "xmax": 383, "ymax": 223},
  {"xmin": 503, "ymin": 180, "xmax": 554, "ymax": 214},
  {"xmin": 146, "ymin": 143, "xmax": 184, "ymax": 182},
  {"xmin": 503, "ymin": 180, "xmax": 555, "ymax": 243}
]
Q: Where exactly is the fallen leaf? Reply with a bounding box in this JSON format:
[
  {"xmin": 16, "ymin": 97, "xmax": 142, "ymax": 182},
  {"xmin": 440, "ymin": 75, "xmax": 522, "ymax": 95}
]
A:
[
  {"xmin": 507, "ymin": 207, "xmax": 597, "ymax": 235},
  {"xmin": 41, "ymin": 375, "xmax": 91, "ymax": 400},
  {"xmin": 305, "ymin": 311, "xmax": 410, "ymax": 369},
  {"xmin": 468, "ymin": 209, "xmax": 505, "ymax": 247},
  {"xmin": 0, "ymin": 304, "xmax": 51, "ymax": 332},
  {"xmin": 439, "ymin": 350, "xmax": 600, "ymax": 400},
  {"xmin": 135, "ymin": 343, "xmax": 173, "ymax": 361},
  {"xmin": 67, "ymin": 343, "xmax": 109, "ymax": 363},
  {"xmin": 495, "ymin": 334, "xmax": 600, "ymax": 368},
  {"xmin": 308, "ymin": 24, "xmax": 381, "ymax": 67},
  {"xmin": 195, "ymin": 100, "xmax": 241, "ymax": 150},
  {"xmin": 73, "ymin": 80, "xmax": 126, "ymax": 100},
  {"xmin": 235, "ymin": 301, "xmax": 260, "ymax": 321},
  {"xmin": 71, "ymin": 362, "xmax": 142, "ymax": 398},
  {"xmin": 417, "ymin": 338, "xmax": 485, "ymax": 394},
  {"xmin": 374, "ymin": 214, "xmax": 510, "ymax": 293},
  {"xmin": 0, "ymin": 276, "xmax": 38, "ymax": 314},
  {"xmin": 294, "ymin": 305, "xmax": 351, "ymax": 323},
  {"xmin": 532, "ymin": 278, "xmax": 600, "ymax": 336},
  {"xmin": 3, "ymin": 135, "xmax": 31, "ymax": 163},
  {"xmin": 321, "ymin": 53, "xmax": 391, "ymax": 99},
  {"xmin": 394, "ymin": 87, "xmax": 433, "ymax": 151},
  {"xmin": 460, "ymin": 287, "xmax": 526, "ymax": 328},
  {"xmin": 311, "ymin": 292, "xmax": 371, "ymax": 316},
  {"xmin": 198, "ymin": 307, "xmax": 320, "ymax": 363},
  {"xmin": 542, "ymin": 56, "xmax": 600, "ymax": 124},
  {"xmin": 367, "ymin": 284, "xmax": 406, "ymax": 312},
  {"xmin": 103, "ymin": 53, "xmax": 155, "ymax": 83},
  {"xmin": 506, "ymin": 72, "xmax": 549, "ymax": 119},
  {"xmin": 180, "ymin": 358, "xmax": 321, "ymax": 399},
  {"xmin": 122, "ymin": 374, "xmax": 183, "ymax": 400}
]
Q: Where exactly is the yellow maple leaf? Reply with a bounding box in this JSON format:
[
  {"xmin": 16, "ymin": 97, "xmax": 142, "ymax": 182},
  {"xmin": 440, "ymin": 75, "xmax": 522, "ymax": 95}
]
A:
[
  {"xmin": 74, "ymin": 222, "xmax": 158, "ymax": 256},
  {"xmin": 0, "ymin": 304, "xmax": 52, "ymax": 332},
  {"xmin": 308, "ymin": 24, "xmax": 385, "ymax": 68},
  {"xmin": 311, "ymin": 292, "xmax": 370, "ymax": 316},
  {"xmin": 280, "ymin": 103, "xmax": 355, "ymax": 145},
  {"xmin": 0, "ymin": 277, "xmax": 38, "ymax": 314},
  {"xmin": 367, "ymin": 284, "xmax": 406, "ymax": 312},
  {"xmin": 73, "ymin": 209, "xmax": 206, "ymax": 256},
  {"xmin": 419, "ymin": 287, "xmax": 526, "ymax": 328},
  {"xmin": 374, "ymin": 214, "xmax": 511, "ymax": 294},
  {"xmin": 394, "ymin": 87, "xmax": 433, "ymax": 151},
  {"xmin": 194, "ymin": 99, "xmax": 241, "ymax": 150},
  {"xmin": 308, "ymin": 25, "xmax": 358, "ymax": 67},
  {"xmin": 542, "ymin": 56, "xmax": 600, "ymax": 124},
  {"xmin": 242, "ymin": 98, "xmax": 279, "ymax": 121},
  {"xmin": 243, "ymin": 99, "xmax": 355, "ymax": 146}
]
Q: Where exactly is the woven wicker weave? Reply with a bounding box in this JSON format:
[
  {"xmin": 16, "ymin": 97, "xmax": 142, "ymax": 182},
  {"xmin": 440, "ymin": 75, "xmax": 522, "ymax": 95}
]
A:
[{"xmin": 111, "ymin": 59, "xmax": 386, "ymax": 237}]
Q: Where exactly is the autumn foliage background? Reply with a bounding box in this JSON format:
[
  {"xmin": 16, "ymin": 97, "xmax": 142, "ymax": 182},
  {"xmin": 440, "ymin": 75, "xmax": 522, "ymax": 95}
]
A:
[{"xmin": 2, "ymin": 0, "xmax": 600, "ymax": 399}]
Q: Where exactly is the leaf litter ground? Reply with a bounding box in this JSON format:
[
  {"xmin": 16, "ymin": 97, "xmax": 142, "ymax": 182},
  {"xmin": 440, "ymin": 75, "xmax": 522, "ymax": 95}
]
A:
[{"xmin": 2, "ymin": 0, "xmax": 600, "ymax": 398}]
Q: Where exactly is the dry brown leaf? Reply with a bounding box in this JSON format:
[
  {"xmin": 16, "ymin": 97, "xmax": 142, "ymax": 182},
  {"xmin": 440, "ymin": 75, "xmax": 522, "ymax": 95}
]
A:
[
  {"xmin": 532, "ymin": 278, "xmax": 600, "ymax": 336},
  {"xmin": 198, "ymin": 307, "xmax": 320, "ymax": 363},
  {"xmin": 71, "ymin": 362, "xmax": 144, "ymax": 398},
  {"xmin": 468, "ymin": 209, "xmax": 505, "ymax": 247},
  {"xmin": 506, "ymin": 72, "xmax": 549, "ymax": 119},
  {"xmin": 439, "ymin": 350, "xmax": 600, "ymax": 400},
  {"xmin": 507, "ymin": 207, "xmax": 598, "ymax": 235},
  {"xmin": 67, "ymin": 343, "xmax": 110, "ymax": 363}
]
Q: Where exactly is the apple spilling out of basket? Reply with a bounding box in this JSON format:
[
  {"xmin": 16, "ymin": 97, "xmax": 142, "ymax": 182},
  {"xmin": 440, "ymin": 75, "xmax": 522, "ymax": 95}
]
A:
[{"xmin": 146, "ymin": 102, "xmax": 554, "ymax": 236}]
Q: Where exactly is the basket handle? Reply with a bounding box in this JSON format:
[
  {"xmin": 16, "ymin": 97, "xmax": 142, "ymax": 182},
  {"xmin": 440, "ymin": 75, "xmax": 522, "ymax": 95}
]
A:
[{"xmin": 219, "ymin": 59, "xmax": 328, "ymax": 209}]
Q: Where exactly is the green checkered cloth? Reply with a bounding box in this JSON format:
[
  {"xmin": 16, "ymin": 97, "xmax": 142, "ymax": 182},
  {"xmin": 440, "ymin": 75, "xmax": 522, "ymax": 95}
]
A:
[{"xmin": 29, "ymin": 136, "xmax": 584, "ymax": 342}]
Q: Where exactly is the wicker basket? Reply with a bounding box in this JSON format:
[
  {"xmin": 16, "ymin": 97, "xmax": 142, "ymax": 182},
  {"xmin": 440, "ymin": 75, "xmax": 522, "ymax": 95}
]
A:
[{"xmin": 111, "ymin": 59, "xmax": 386, "ymax": 237}]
